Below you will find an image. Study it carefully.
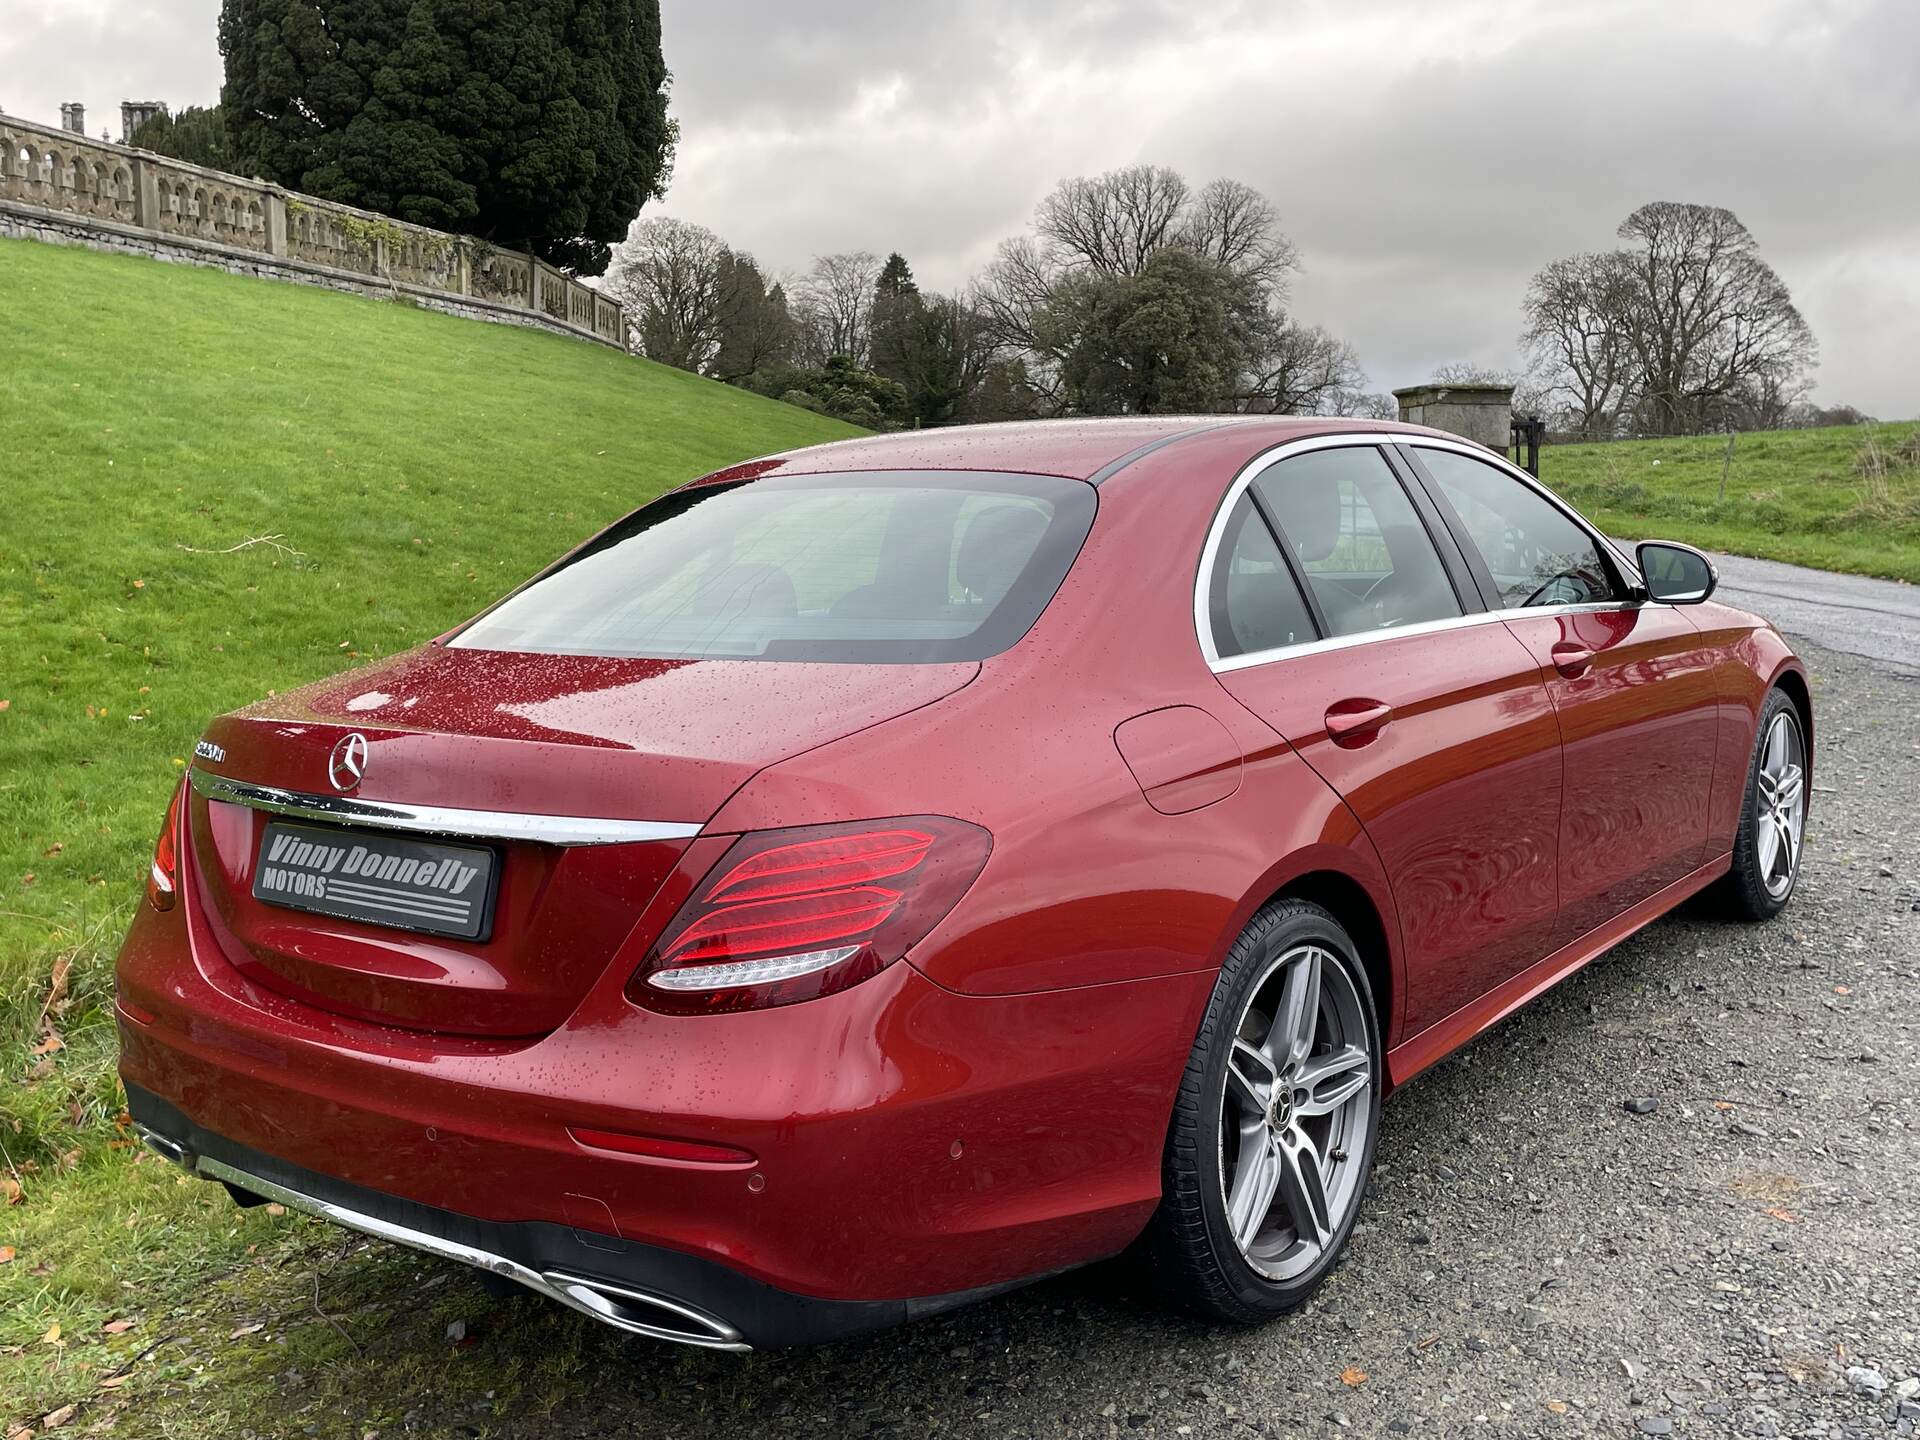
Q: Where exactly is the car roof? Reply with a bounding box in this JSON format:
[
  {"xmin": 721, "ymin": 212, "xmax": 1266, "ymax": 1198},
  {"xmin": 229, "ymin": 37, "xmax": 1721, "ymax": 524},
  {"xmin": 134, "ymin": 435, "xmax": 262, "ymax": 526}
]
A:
[{"xmin": 682, "ymin": 416, "xmax": 1444, "ymax": 488}]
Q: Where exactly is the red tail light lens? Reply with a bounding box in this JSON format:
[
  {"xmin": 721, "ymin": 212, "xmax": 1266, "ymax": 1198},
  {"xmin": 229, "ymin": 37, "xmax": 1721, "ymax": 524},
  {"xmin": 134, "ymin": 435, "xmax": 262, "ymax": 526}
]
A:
[
  {"xmin": 629, "ymin": 816, "xmax": 991, "ymax": 1014},
  {"xmin": 146, "ymin": 781, "xmax": 184, "ymax": 912}
]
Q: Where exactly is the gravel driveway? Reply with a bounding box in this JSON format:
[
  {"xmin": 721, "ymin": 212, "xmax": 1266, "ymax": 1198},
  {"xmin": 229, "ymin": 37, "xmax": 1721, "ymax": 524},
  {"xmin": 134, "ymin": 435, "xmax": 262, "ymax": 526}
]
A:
[{"xmin": 492, "ymin": 627, "xmax": 1915, "ymax": 1440}]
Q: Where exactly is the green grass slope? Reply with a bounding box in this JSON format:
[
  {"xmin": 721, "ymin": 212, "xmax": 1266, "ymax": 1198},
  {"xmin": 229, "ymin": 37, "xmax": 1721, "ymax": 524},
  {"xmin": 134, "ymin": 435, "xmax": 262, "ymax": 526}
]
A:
[
  {"xmin": 0, "ymin": 237, "xmax": 860, "ymax": 1166},
  {"xmin": 1545, "ymin": 422, "xmax": 1920, "ymax": 581}
]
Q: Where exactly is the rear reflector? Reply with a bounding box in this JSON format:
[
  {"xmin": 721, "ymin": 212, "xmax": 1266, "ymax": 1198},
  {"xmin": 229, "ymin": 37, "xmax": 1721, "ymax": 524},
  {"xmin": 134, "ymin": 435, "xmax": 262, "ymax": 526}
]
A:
[
  {"xmin": 568, "ymin": 1126, "xmax": 756, "ymax": 1166},
  {"xmin": 629, "ymin": 816, "xmax": 990, "ymax": 1014}
]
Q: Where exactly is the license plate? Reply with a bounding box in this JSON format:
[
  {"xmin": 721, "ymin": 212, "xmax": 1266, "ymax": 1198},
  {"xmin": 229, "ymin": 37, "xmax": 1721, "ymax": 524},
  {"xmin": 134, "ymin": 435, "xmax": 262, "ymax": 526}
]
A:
[{"xmin": 252, "ymin": 821, "xmax": 496, "ymax": 941}]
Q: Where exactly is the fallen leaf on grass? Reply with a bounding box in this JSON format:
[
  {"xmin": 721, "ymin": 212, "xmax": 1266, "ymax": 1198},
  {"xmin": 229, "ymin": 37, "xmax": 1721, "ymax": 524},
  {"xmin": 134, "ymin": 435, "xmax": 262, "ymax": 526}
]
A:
[
  {"xmin": 30, "ymin": 1033, "xmax": 62, "ymax": 1056},
  {"xmin": 0, "ymin": 1245, "xmax": 14, "ymax": 1262},
  {"xmin": 102, "ymin": 1319, "xmax": 134, "ymax": 1334},
  {"xmin": 0, "ymin": 699, "xmax": 11, "ymax": 711},
  {"xmin": 40, "ymin": 1322, "xmax": 61, "ymax": 1345},
  {"xmin": 99, "ymin": 1375, "xmax": 129, "ymax": 1389},
  {"xmin": 1340, "ymin": 1366, "xmax": 1369, "ymax": 1386},
  {"xmin": 229, "ymin": 1322, "xmax": 264, "ymax": 1339},
  {"xmin": 42, "ymin": 843, "xmax": 62, "ymax": 858},
  {"xmin": 3, "ymin": 1177, "xmax": 22, "ymax": 1206},
  {"xmin": 264, "ymin": 1203, "xmax": 286, "ymax": 1216},
  {"xmin": 40, "ymin": 1406, "xmax": 74, "ymax": 1429}
]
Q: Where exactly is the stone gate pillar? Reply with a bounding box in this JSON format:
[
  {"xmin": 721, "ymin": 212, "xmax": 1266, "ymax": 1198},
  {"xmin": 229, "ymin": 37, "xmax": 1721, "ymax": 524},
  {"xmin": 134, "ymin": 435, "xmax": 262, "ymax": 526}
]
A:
[{"xmin": 1393, "ymin": 383, "xmax": 1514, "ymax": 451}]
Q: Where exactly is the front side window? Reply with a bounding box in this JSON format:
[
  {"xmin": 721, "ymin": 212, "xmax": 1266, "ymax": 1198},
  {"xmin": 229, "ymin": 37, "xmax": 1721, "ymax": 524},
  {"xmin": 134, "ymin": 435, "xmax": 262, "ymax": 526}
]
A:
[
  {"xmin": 1208, "ymin": 494, "xmax": 1316, "ymax": 658},
  {"xmin": 451, "ymin": 471, "xmax": 1095, "ymax": 663},
  {"xmin": 1414, "ymin": 447, "xmax": 1618, "ymax": 609},
  {"xmin": 1252, "ymin": 447, "xmax": 1462, "ymax": 638}
]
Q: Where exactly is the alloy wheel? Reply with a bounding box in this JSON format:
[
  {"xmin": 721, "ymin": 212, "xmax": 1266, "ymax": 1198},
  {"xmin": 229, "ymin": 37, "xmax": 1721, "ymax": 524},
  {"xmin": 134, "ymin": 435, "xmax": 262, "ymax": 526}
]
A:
[
  {"xmin": 1218, "ymin": 944, "xmax": 1373, "ymax": 1282},
  {"xmin": 1754, "ymin": 711, "xmax": 1806, "ymax": 900}
]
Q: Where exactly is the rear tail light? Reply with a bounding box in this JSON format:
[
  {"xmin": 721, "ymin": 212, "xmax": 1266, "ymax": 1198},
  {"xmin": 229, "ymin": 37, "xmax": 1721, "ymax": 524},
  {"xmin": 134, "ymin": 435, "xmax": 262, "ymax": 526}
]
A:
[
  {"xmin": 146, "ymin": 781, "xmax": 185, "ymax": 911},
  {"xmin": 629, "ymin": 816, "xmax": 990, "ymax": 1014}
]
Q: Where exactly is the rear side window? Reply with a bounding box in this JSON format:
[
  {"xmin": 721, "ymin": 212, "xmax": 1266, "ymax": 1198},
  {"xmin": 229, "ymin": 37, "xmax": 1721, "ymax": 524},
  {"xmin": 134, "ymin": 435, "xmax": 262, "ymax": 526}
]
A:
[
  {"xmin": 1208, "ymin": 494, "xmax": 1316, "ymax": 658},
  {"xmin": 450, "ymin": 471, "xmax": 1095, "ymax": 664},
  {"xmin": 1252, "ymin": 447, "xmax": 1462, "ymax": 638},
  {"xmin": 1413, "ymin": 447, "xmax": 1618, "ymax": 609}
]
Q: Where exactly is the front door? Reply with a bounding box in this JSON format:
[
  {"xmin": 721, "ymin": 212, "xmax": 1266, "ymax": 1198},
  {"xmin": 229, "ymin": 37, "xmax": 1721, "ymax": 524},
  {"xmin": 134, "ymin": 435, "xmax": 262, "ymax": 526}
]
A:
[
  {"xmin": 1403, "ymin": 443, "xmax": 1719, "ymax": 943},
  {"xmin": 1203, "ymin": 443, "xmax": 1564, "ymax": 1038}
]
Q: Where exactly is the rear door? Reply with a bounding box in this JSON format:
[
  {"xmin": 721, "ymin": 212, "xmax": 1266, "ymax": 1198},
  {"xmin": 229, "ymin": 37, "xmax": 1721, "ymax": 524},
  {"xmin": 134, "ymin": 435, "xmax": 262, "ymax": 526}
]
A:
[
  {"xmin": 1205, "ymin": 440, "xmax": 1564, "ymax": 1037},
  {"xmin": 1400, "ymin": 442, "xmax": 1719, "ymax": 944}
]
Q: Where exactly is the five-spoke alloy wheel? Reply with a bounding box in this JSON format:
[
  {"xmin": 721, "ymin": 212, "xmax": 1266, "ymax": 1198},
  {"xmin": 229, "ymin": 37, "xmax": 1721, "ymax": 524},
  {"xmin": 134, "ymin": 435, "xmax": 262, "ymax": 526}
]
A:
[
  {"xmin": 1723, "ymin": 688, "xmax": 1809, "ymax": 920},
  {"xmin": 1149, "ymin": 900, "xmax": 1381, "ymax": 1321},
  {"xmin": 1754, "ymin": 709, "xmax": 1806, "ymax": 900},
  {"xmin": 1221, "ymin": 944, "xmax": 1373, "ymax": 1281}
]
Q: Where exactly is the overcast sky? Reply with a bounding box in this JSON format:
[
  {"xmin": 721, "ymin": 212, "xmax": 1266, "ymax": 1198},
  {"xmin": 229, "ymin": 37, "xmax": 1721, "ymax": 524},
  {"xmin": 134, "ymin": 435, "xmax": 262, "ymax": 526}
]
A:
[{"xmin": 7, "ymin": 0, "xmax": 1915, "ymax": 416}]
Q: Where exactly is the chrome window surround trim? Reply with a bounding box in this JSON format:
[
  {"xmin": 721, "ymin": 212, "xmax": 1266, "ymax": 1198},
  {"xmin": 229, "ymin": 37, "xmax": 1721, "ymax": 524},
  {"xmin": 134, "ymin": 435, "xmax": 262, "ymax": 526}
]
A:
[
  {"xmin": 1192, "ymin": 432, "xmax": 1654, "ymax": 674},
  {"xmin": 188, "ymin": 767, "xmax": 702, "ymax": 847},
  {"xmin": 136, "ymin": 1127, "xmax": 749, "ymax": 1350}
]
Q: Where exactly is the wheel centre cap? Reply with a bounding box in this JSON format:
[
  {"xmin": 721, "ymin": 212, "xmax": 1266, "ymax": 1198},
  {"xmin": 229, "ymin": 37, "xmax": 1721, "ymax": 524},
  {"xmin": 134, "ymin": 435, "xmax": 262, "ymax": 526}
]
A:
[{"xmin": 1269, "ymin": 1091, "xmax": 1294, "ymax": 1129}]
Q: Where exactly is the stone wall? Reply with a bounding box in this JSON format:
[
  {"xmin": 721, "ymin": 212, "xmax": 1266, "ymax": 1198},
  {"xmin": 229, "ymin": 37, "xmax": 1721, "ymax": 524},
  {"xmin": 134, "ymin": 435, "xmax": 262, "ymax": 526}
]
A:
[{"xmin": 0, "ymin": 111, "xmax": 626, "ymax": 351}]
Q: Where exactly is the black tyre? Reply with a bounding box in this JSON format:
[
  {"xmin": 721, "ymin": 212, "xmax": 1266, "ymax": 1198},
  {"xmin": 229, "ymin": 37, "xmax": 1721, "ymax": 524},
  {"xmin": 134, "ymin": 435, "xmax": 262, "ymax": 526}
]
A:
[
  {"xmin": 1719, "ymin": 688, "xmax": 1808, "ymax": 921},
  {"xmin": 1145, "ymin": 900, "xmax": 1382, "ymax": 1322}
]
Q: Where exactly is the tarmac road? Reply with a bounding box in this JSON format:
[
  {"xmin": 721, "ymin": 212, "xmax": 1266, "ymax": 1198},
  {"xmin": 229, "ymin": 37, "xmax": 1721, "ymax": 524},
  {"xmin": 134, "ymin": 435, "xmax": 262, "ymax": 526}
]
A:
[{"xmin": 1695, "ymin": 552, "xmax": 1918, "ymax": 672}]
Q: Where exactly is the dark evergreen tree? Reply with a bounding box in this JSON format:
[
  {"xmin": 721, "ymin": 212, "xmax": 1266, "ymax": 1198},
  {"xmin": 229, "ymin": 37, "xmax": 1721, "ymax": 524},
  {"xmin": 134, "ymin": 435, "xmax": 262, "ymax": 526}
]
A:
[
  {"xmin": 873, "ymin": 251, "xmax": 917, "ymax": 302},
  {"xmin": 711, "ymin": 254, "xmax": 796, "ymax": 383},
  {"xmin": 218, "ymin": 0, "xmax": 675, "ymax": 271},
  {"xmin": 129, "ymin": 105, "xmax": 235, "ymax": 171}
]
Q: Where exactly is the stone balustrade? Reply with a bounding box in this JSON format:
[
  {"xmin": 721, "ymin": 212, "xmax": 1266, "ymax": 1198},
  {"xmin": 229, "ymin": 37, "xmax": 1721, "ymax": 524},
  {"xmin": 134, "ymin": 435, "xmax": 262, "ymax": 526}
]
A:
[{"xmin": 0, "ymin": 110, "xmax": 625, "ymax": 350}]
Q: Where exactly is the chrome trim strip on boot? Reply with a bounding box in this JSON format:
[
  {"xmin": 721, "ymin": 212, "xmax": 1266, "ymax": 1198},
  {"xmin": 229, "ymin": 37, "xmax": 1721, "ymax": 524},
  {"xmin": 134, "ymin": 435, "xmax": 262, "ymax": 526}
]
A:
[{"xmin": 188, "ymin": 767, "xmax": 702, "ymax": 847}]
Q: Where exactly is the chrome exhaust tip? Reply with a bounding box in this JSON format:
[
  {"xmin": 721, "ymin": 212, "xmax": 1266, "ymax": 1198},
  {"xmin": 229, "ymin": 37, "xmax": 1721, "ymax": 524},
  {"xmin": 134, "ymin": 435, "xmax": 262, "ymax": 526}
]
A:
[
  {"xmin": 135, "ymin": 1124, "xmax": 194, "ymax": 1170},
  {"xmin": 541, "ymin": 1272, "xmax": 748, "ymax": 1350}
]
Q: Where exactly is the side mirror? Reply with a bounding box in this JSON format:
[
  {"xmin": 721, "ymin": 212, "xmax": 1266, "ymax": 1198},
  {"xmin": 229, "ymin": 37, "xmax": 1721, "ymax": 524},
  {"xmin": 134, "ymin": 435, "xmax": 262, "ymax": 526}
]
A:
[{"xmin": 1636, "ymin": 541, "xmax": 1717, "ymax": 604}]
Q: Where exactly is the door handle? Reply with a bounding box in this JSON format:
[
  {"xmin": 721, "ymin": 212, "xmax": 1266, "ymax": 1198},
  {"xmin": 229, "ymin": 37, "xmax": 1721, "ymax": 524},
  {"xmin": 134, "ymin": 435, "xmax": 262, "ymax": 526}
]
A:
[
  {"xmin": 1325, "ymin": 698, "xmax": 1392, "ymax": 746},
  {"xmin": 1550, "ymin": 642, "xmax": 1595, "ymax": 678}
]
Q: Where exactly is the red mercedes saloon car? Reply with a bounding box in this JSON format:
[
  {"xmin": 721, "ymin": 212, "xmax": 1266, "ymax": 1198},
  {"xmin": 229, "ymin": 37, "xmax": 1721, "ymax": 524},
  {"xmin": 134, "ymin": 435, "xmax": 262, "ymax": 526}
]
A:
[{"xmin": 118, "ymin": 418, "xmax": 1810, "ymax": 1350}]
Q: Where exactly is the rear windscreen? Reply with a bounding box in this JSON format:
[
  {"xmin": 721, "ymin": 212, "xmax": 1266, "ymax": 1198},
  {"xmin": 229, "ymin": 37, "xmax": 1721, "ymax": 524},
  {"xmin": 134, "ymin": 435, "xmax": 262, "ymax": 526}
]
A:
[{"xmin": 449, "ymin": 470, "xmax": 1096, "ymax": 663}]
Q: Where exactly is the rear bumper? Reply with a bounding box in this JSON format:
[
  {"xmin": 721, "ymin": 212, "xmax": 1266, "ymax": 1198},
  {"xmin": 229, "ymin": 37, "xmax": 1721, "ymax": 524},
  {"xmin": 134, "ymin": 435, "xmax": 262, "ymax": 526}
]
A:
[
  {"xmin": 126, "ymin": 1084, "xmax": 1006, "ymax": 1349},
  {"xmin": 115, "ymin": 875, "xmax": 1210, "ymax": 1332}
]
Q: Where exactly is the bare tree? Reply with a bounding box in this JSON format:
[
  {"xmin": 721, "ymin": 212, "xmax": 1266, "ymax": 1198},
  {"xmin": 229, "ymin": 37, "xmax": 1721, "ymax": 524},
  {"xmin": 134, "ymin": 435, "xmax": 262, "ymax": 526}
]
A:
[
  {"xmin": 1237, "ymin": 323, "xmax": 1366, "ymax": 415},
  {"xmin": 1035, "ymin": 164, "xmax": 1190, "ymax": 276},
  {"xmin": 792, "ymin": 251, "xmax": 881, "ymax": 365},
  {"xmin": 1520, "ymin": 251, "xmax": 1640, "ymax": 439},
  {"xmin": 601, "ymin": 216, "xmax": 732, "ymax": 372},
  {"xmin": 1322, "ymin": 388, "xmax": 1398, "ymax": 420},
  {"xmin": 1430, "ymin": 361, "xmax": 1517, "ymax": 386},
  {"xmin": 1177, "ymin": 177, "xmax": 1299, "ymax": 292},
  {"xmin": 1614, "ymin": 202, "xmax": 1816, "ymax": 436}
]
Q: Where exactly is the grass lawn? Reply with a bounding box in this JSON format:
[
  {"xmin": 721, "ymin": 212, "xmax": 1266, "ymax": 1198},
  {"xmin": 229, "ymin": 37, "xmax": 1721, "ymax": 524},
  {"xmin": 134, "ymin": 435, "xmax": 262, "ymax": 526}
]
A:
[
  {"xmin": 0, "ymin": 237, "xmax": 858, "ymax": 1432},
  {"xmin": 1544, "ymin": 422, "xmax": 1920, "ymax": 581}
]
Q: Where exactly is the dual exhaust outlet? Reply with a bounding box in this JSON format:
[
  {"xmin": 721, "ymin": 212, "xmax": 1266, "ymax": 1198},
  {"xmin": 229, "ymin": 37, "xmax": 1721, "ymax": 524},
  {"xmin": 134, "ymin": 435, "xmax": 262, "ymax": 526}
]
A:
[{"xmin": 135, "ymin": 1125, "xmax": 748, "ymax": 1350}]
